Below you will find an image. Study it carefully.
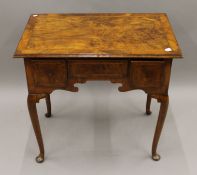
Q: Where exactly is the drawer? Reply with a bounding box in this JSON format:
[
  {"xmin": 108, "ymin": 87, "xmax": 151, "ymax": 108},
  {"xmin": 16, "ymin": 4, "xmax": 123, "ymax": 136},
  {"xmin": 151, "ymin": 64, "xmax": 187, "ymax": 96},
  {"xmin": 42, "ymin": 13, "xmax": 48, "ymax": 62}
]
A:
[
  {"xmin": 27, "ymin": 60, "xmax": 67, "ymax": 88},
  {"xmin": 130, "ymin": 61, "xmax": 166, "ymax": 88},
  {"xmin": 68, "ymin": 60, "xmax": 128, "ymax": 79}
]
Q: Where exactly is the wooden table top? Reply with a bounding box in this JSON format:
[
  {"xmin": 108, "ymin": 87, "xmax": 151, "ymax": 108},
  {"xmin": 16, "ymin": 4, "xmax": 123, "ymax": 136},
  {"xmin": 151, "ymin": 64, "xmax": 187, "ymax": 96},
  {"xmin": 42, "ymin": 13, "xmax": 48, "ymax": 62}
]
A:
[{"xmin": 14, "ymin": 13, "xmax": 182, "ymax": 59}]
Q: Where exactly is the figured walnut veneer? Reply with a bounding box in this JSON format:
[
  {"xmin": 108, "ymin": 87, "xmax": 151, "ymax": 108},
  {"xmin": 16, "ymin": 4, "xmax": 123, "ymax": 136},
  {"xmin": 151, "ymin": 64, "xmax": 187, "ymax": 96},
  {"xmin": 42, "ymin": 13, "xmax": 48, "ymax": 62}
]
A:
[
  {"xmin": 131, "ymin": 61, "xmax": 167, "ymax": 88},
  {"xmin": 14, "ymin": 13, "xmax": 182, "ymax": 58},
  {"xmin": 68, "ymin": 60, "xmax": 128, "ymax": 79},
  {"xmin": 30, "ymin": 60, "xmax": 67, "ymax": 87},
  {"xmin": 14, "ymin": 13, "xmax": 182, "ymax": 163}
]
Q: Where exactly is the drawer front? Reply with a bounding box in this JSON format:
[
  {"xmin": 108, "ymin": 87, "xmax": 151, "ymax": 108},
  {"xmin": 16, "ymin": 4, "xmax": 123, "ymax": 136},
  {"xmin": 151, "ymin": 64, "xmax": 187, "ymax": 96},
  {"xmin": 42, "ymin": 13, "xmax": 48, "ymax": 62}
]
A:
[
  {"xmin": 130, "ymin": 61, "xmax": 165, "ymax": 88},
  {"xmin": 28, "ymin": 60, "xmax": 67, "ymax": 88},
  {"xmin": 68, "ymin": 60, "xmax": 128, "ymax": 79}
]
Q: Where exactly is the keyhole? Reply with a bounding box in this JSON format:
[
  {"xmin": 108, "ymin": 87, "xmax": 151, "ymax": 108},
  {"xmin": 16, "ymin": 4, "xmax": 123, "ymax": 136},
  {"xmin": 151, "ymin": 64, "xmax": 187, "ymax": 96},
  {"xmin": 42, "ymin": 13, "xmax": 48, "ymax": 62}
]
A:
[{"xmin": 48, "ymin": 72, "xmax": 53, "ymax": 77}]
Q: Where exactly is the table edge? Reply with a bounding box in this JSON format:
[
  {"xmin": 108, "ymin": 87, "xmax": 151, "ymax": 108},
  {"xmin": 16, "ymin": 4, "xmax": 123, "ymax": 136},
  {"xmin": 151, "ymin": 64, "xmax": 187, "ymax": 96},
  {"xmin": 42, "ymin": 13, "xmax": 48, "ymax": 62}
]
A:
[{"xmin": 13, "ymin": 13, "xmax": 183, "ymax": 59}]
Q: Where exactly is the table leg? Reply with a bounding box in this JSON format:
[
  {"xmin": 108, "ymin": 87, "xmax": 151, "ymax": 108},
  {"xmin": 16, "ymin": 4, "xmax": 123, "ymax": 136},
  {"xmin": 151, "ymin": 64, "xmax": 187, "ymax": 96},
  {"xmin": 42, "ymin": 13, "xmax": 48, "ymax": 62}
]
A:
[
  {"xmin": 146, "ymin": 94, "xmax": 152, "ymax": 115},
  {"xmin": 45, "ymin": 94, "xmax": 52, "ymax": 118},
  {"xmin": 152, "ymin": 95, "xmax": 169, "ymax": 161},
  {"xmin": 27, "ymin": 94, "xmax": 45, "ymax": 163}
]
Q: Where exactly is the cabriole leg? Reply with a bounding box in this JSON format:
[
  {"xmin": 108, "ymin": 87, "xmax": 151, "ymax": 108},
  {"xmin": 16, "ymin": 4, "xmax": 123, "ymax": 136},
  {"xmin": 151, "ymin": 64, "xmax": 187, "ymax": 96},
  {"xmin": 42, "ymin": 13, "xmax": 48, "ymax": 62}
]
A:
[
  {"xmin": 146, "ymin": 94, "xmax": 152, "ymax": 115},
  {"xmin": 27, "ymin": 94, "xmax": 45, "ymax": 163},
  {"xmin": 152, "ymin": 95, "xmax": 169, "ymax": 161},
  {"xmin": 45, "ymin": 94, "xmax": 52, "ymax": 118}
]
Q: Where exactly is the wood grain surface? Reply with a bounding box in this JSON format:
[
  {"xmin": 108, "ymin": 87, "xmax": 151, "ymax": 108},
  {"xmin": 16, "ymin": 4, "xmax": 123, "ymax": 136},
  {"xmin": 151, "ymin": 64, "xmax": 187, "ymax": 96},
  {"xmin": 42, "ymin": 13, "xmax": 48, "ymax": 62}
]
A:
[{"xmin": 14, "ymin": 13, "xmax": 182, "ymax": 58}]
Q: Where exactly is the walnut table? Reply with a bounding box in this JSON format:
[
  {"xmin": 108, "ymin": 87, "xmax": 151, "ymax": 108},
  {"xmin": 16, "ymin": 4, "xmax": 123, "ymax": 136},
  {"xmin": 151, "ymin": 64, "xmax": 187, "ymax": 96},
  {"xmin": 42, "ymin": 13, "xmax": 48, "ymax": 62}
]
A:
[{"xmin": 14, "ymin": 13, "xmax": 182, "ymax": 163}]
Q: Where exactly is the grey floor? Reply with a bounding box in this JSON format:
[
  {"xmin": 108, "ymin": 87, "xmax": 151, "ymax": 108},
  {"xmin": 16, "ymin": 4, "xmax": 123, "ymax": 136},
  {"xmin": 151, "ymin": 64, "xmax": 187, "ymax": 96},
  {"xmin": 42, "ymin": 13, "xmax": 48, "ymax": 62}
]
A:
[{"xmin": 0, "ymin": 82, "xmax": 196, "ymax": 175}]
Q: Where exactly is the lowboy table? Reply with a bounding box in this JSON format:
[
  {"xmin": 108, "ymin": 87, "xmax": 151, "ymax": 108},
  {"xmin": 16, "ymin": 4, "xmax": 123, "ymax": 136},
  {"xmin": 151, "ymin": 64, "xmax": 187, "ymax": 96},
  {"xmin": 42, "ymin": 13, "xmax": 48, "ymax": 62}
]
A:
[{"xmin": 14, "ymin": 13, "xmax": 182, "ymax": 163}]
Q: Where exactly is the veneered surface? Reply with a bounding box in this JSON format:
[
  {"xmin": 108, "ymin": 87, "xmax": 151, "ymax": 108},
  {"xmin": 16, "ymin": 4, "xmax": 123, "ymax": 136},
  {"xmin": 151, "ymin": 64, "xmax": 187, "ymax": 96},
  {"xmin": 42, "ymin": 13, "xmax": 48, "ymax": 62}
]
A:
[
  {"xmin": 14, "ymin": 13, "xmax": 182, "ymax": 58},
  {"xmin": 68, "ymin": 60, "xmax": 128, "ymax": 79}
]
